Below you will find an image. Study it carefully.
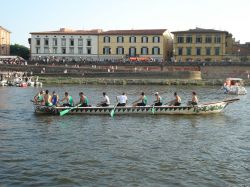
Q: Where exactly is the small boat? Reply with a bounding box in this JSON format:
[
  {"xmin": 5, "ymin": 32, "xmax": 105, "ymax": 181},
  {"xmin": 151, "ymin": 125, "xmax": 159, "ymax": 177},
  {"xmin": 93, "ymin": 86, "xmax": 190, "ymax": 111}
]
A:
[
  {"xmin": 222, "ymin": 78, "xmax": 247, "ymax": 95},
  {"xmin": 33, "ymin": 98, "xmax": 239, "ymax": 115},
  {"xmin": 27, "ymin": 76, "xmax": 43, "ymax": 87},
  {"xmin": 0, "ymin": 79, "xmax": 8, "ymax": 86}
]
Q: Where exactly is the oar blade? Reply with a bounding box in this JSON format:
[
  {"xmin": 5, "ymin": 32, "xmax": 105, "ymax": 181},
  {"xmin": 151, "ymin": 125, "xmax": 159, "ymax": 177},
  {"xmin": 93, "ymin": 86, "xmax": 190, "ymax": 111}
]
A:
[
  {"xmin": 110, "ymin": 109, "xmax": 115, "ymax": 117},
  {"xmin": 60, "ymin": 109, "xmax": 70, "ymax": 116},
  {"xmin": 151, "ymin": 107, "xmax": 155, "ymax": 114}
]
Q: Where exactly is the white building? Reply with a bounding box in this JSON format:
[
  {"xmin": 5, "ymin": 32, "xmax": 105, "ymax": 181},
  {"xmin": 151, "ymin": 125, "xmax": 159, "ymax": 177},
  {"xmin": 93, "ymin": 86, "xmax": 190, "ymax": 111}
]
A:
[{"xmin": 30, "ymin": 28, "xmax": 101, "ymax": 61}]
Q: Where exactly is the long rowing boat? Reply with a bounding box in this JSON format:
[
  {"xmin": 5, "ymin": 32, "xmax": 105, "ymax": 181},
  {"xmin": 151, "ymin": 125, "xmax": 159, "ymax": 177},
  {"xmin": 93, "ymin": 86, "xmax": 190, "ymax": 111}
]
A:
[{"xmin": 33, "ymin": 98, "xmax": 239, "ymax": 115}]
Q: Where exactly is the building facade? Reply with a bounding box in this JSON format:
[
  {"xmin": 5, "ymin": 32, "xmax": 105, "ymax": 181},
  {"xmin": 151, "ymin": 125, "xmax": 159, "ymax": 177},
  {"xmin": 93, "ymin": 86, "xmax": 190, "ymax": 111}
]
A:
[
  {"xmin": 98, "ymin": 29, "xmax": 173, "ymax": 62},
  {"xmin": 172, "ymin": 28, "xmax": 233, "ymax": 62},
  {"xmin": 0, "ymin": 26, "xmax": 11, "ymax": 55},
  {"xmin": 30, "ymin": 28, "xmax": 101, "ymax": 61}
]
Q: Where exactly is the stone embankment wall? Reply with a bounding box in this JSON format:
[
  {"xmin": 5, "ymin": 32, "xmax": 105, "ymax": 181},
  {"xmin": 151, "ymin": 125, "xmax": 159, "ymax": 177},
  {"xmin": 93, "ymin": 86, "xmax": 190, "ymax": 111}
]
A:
[
  {"xmin": 1, "ymin": 64, "xmax": 250, "ymax": 80},
  {"xmin": 0, "ymin": 64, "xmax": 201, "ymax": 80},
  {"xmin": 200, "ymin": 66, "xmax": 250, "ymax": 79}
]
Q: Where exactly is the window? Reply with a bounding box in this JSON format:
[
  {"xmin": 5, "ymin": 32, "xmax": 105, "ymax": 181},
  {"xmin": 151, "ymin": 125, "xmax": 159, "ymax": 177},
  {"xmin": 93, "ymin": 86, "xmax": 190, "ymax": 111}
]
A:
[
  {"xmin": 62, "ymin": 48, "xmax": 66, "ymax": 54},
  {"xmin": 104, "ymin": 36, "xmax": 110, "ymax": 43},
  {"xmin": 178, "ymin": 48, "xmax": 183, "ymax": 55},
  {"xmin": 205, "ymin": 36, "xmax": 212, "ymax": 43},
  {"xmin": 141, "ymin": 47, "xmax": 148, "ymax": 55},
  {"xmin": 87, "ymin": 48, "xmax": 91, "ymax": 54},
  {"xmin": 87, "ymin": 40, "xmax": 91, "ymax": 46},
  {"xmin": 186, "ymin": 36, "xmax": 192, "ymax": 43},
  {"xmin": 61, "ymin": 39, "xmax": 66, "ymax": 46},
  {"xmin": 78, "ymin": 47, "xmax": 83, "ymax": 54},
  {"xmin": 186, "ymin": 47, "xmax": 192, "ymax": 55},
  {"xmin": 196, "ymin": 35, "xmax": 202, "ymax": 43},
  {"xmin": 215, "ymin": 47, "xmax": 220, "ymax": 55},
  {"xmin": 141, "ymin": 36, "xmax": 148, "ymax": 43},
  {"xmin": 214, "ymin": 35, "xmax": 221, "ymax": 43},
  {"xmin": 103, "ymin": 47, "xmax": 111, "ymax": 55},
  {"xmin": 36, "ymin": 47, "xmax": 40, "ymax": 54},
  {"xmin": 53, "ymin": 38, "xmax": 57, "ymax": 46},
  {"xmin": 129, "ymin": 36, "xmax": 136, "ymax": 43},
  {"xmin": 177, "ymin": 36, "xmax": 184, "ymax": 43},
  {"xmin": 70, "ymin": 39, "xmax": 74, "ymax": 46},
  {"xmin": 206, "ymin": 47, "xmax": 211, "ymax": 55},
  {"xmin": 117, "ymin": 36, "xmax": 124, "ymax": 43},
  {"xmin": 69, "ymin": 47, "xmax": 74, "ymax": 54},
  {"xmin": 129, "ymin": 47, "xmax": 136, "ymax": 57},
  {"xmin": 153, "ymin": 36, "xmax": 160, "ymax": 43},
  {"xmin": 116, "ymin": 47, "xmax": 124, "ymax": 55},
  {"xmin": 44, "ymin": 47, "xmax": 49, "ymax": 53},
  {"xmin": 78, "ymin": 39, "xmax": 83, "ymax": 46},
  {"xmin": 36, "ymin": 39, "xmax": 40, "ymax": 46},
  {"xmin": 53, "ymin": 47, "xmax": 57, "ymax": 54},
  {"xmin": 152, "ymin": 47, "xmax": 160, "ymax": 55},
  {"xmin": 44, "ymin": 39, "xmax": 49, "ymax": 46},
  {"xmin": 196, "ymin": 48, "xmax": 201, "ymax": 55}
]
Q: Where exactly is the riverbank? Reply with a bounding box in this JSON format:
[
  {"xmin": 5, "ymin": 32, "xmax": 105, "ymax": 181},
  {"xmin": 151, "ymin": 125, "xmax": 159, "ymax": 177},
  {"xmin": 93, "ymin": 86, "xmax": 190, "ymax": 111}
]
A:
[{"xmin": 39, "ymin": 76, "xmax": 233, "ymax": 86}]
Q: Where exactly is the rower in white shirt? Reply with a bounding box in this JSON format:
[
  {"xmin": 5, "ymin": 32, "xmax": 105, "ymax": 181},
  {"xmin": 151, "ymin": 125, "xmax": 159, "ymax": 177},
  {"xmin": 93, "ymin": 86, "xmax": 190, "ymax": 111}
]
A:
[
  {"xmin": 116, "ymin": 92, "xmax": 128, "ymax": 106},
  {"xmin": 97, "ymin": 92, "xmax": 110, "ymax": 107}
]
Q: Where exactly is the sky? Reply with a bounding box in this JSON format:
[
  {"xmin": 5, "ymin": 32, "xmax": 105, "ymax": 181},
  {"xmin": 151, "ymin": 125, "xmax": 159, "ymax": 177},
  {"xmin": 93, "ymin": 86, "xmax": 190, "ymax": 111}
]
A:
[{"xmin": 1, "ymin": 0, "xmax": 249, "ymax": 47}]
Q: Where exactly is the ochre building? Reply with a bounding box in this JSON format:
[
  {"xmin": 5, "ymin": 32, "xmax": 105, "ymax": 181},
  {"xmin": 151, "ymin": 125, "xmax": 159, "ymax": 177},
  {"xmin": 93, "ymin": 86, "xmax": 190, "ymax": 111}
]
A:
[
  {"xmin": 98, "ymin": 29, "xmax": 173, "ymax": 62},
  {"xmin": 172, "ymin": 28, "xmax": 233, "ymax": 62},
  {"xmin": 0, "ymin": 26, "xmax": 11, "ymax": 55}
]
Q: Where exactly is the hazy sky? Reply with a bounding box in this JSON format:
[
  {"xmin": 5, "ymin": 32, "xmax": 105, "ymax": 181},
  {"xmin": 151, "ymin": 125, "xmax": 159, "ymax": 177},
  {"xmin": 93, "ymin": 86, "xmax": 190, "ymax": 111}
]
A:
[{"xmin": 1, "ymin": 0, "xmax": 249, "ymax": 46}]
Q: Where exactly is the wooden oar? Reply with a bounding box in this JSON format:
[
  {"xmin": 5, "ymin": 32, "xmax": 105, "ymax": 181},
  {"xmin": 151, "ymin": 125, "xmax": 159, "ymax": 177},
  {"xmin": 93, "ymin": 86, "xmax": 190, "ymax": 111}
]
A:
[
  {"xmin": 60, "ymin": 104, "xmax": 81, "ymax": 116},
  {"xmin": 151, "ymin": 104, "xmax": 155, "ymax": 114},
  {"xmin": 223, "ymin": 98, "xmax": 240, "ymax": 103},
  {"xmin": 110, "ymin": 104, "xmax": 118, "ymax": 117}
]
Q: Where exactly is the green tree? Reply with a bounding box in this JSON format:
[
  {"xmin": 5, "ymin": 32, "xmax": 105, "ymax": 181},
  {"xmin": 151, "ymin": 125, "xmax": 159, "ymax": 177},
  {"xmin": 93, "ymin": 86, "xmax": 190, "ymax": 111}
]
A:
[{"xmin": 10, "ymin": 44, "xmax": 30, "ymax": 60}]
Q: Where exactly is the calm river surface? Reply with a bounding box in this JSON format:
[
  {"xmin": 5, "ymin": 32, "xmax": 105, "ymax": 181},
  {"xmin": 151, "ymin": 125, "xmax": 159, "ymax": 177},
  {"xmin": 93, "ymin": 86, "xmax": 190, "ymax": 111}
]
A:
[{"xmin": 0, "ymin": 85, "xmax": 249, "ymax": 187}]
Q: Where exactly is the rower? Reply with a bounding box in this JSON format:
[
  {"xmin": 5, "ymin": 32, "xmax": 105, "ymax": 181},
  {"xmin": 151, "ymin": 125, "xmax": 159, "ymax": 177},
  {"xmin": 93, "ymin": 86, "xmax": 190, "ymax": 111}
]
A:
[
  {"xmin": 187, "ymin": 91, "xmax": 198, "ymax": 106},
  {"xmin": 168, "ymin": 92, "xmax": 181, "ymax": 106},
  {"xmin": 77, "ymin": 92, "xmax": 89, "ymax": 107},
  {"xmin": 51, "ymin": 91, "xmax": 59, "ymax": 106},
  {"xmin": 116, "ymin": 92, "xmax": 127, "ymax": 106},
  {"xmin": 97, "ymin": 92, "xmax": 110, "ymax": 107},
  {"xmin": 34, "ymin": 90, "xmax": 45, "ymax": 105},
  {"xmin": 132, "ymin": 92, "xmax": 148, "ymax": 106},
  {"xmin": 61, "ymin": 92, "xmax": 74, "ymax": 107},
  {"xmin": 153, "ymin": 92, "xmax": 162, "ymax": 106},
  {"xmin": 44, "ymin": 90, "xmax": 53, "ymax": 106}
]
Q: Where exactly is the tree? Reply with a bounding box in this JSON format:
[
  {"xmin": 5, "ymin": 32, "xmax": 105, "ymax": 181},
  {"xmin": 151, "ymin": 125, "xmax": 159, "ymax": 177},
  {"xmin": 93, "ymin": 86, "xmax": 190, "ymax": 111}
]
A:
[{"xmin": 10, "ymin": 44, "xmax": 30, "ymax": 60}]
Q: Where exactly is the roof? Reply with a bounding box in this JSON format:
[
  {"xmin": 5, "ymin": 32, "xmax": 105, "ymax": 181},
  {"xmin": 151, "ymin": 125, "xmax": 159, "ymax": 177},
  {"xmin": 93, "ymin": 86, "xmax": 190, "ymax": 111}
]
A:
[
  {"xmin": 30, "ymin": 28, "xmax": 102, "ymax": 35},
  {"xmin": 171, "ymin": 27, "xmax": 229, "ymax": 34},
  {"xmin": 0, "ymin": 26, "xmax": 11, "ymax": 33},
  {"xmin": 99, "ymin": 29, "xmax": 167, "ymax": 35}
]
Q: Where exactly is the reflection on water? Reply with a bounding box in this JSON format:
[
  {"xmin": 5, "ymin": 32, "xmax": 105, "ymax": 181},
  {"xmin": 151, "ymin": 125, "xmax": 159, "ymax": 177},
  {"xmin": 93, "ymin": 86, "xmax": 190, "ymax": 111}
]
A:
[{"xmin": 0, "ymin": 85, "xmax": 249, "ymax": 186}]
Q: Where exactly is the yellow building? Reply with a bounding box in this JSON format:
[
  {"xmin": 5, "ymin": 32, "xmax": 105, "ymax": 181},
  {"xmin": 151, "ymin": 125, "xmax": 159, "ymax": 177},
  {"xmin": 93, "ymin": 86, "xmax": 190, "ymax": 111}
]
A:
[
  {"xmin": 172, "ymin": 28, "xmax": 233, "ymax": 62},
  {"xmin": 0, "ymin": 26, "xmax": 11, "ymax": 55},
  {"xmin": 98, "ymin": 29, "xmax": 173, "ymax": 62}
]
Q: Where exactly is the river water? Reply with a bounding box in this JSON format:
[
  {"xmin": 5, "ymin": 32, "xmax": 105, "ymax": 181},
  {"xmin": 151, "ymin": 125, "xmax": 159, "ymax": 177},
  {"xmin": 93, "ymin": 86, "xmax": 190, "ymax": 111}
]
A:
[{"xmin": 0, "ymin": 85, "xmax": 249, "ymax": 187}]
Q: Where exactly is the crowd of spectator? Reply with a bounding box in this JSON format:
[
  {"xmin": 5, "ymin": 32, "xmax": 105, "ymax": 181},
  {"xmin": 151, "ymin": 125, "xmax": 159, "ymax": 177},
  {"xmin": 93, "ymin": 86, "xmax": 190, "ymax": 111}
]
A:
[{"xmin": 0, "ymin": 56, "xmax": 27, "ymax": 65}]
